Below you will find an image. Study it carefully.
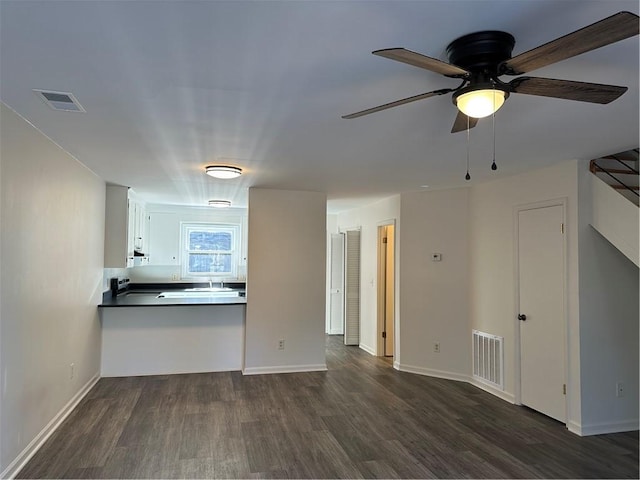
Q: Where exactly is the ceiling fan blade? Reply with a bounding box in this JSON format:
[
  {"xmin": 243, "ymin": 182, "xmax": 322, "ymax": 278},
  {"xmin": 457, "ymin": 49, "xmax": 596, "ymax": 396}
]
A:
[
  {"xmin": 502, "ymin": 11, "xmax": 640, "ymax": 75},
  {"xmin": 510, "ymin": 77, "xmax": 628, "ymax": 104},
  {"xmin": 451, "ymin": 111, "xmax": 478, "ymax": 133},
  {"xmin": 373, "ymin": 48, "xmax": 469, "ymax": 77},
  {"xmin": 342, "ymin": 88, "xmax": 453, "ymax": 119}
]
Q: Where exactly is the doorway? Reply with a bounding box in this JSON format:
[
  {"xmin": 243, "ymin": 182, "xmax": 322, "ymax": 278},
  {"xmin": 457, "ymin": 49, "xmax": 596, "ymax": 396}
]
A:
[
  {"xmin": 377, "ymin": 222, "xmax": 395, "ymax": 357},
  {"xmin": 517, "ymin": 201, "xmax": 567, "ymax": 422}
]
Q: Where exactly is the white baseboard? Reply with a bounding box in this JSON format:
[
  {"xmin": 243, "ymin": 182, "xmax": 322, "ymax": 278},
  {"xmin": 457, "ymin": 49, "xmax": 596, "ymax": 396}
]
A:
[
  {"xmin": 396, "ymin": 364, "xmax": 518, "ymax": 404},
  {"xmin": 327, "ymin": 329, "xmax": 343, "ymax": 335},
  {"xmin": 1, "ymin": 373, "xmax": 100, "ymax": 480},
  {"xmin": 568, "ymin": 418, "xmax": 639, "ymax": 436},
  {"xmin": 396, "ymin": 363, "xmax": 470, "ymax": 383},
  {"xmin": 470, "ymin": 378, "xmax": 516, "ymax": 404},
  {"xmin": 242, "ymin": 364, "xmax": 327, "ymax": 375},
  {"xmin": 567, "ymin": 420, "xmax": 583, "ymax": 436},
  {"xmin": 390, "ymin": 364, "xmax": 636, "ymax": 438},
  {"xmin": 358, "ymin": 343, "xmax": 376, "ymax": 356},
  {"xmin": 101, "ymin": 365, "xmax": 241, "ymax": 377}
]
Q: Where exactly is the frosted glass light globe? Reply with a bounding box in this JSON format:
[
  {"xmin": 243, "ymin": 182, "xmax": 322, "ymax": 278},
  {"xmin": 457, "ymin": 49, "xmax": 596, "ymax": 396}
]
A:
[{"xmin": 456, "ymin": 89, "xmax": 506, "ymax": 118}]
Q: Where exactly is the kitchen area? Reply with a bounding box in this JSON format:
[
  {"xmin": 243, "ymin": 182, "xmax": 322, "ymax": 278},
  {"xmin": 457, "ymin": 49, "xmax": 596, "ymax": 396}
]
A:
[
  {"xmin": 99, "ymin": 185, "xmax": 249, "ymax": 377},
  {"xmin": 94, "ymin": 184, "xmax": 327, "ymax": 380}
]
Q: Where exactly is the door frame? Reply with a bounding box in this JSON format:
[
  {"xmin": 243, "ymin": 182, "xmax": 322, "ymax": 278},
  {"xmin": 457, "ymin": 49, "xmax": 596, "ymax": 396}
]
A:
[
  {"xmin": 513, "ymin": 198, "xmax": 569, "ymax": 421},
  {"xmin": 328, "ymin": 233, "xmax": 345, "ymax": 335},
  {"xmin": 376, "ymin": 219, "xmax": 396, "ymax": 358}
]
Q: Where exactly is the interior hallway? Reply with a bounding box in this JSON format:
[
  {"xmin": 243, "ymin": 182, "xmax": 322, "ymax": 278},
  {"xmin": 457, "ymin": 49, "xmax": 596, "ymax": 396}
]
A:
[{"xmin": 18, "ymin": 335, "xmax": 639, "ymax": 479}]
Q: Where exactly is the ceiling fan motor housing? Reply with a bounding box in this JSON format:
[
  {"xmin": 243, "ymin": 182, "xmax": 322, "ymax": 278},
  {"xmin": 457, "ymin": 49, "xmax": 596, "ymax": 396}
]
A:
[
  {"xmin": 447, "ymin": 31, "xmax": 515, "ymax": 115},
  {"xmin": 446, "ymin": 31, "xmax": 515, "ymax": 74}
]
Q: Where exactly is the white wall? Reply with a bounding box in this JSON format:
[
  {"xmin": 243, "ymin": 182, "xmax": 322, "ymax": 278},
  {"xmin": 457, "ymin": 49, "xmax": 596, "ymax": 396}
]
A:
[
  {"xmin": 398, "ymin": 188, "xmax": 470, "ymax": 380},
  {"xmin": 0, "ymin": 104, "xmax": 105, "ymax": 476},
  {"xmin": 590, "ymin": 174, "xmax": 639, "ymax": 266},
  {"xmin": 468, "ymin": 160, "xmax": 581, "ymax": 422},
  {"xmin": 128, "ymin": 203, "xmax": 248, "ymax": 284},
  {"xmin": 244, "ymin": 188, "xmax": 327, "ymax": 374},
  {"xmin": 576, "ymin": 160, "xmax": 639, "ymax": 435},
  {"xmin": 336, "ymin": 195, "xmax": 400, "ymax": 355}
]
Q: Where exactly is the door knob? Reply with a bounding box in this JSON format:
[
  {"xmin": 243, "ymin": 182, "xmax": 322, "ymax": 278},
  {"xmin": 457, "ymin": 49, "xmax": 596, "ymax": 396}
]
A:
[{"xmin": 518, "ymin": 314, "xmax": 527, "ymax": 321}]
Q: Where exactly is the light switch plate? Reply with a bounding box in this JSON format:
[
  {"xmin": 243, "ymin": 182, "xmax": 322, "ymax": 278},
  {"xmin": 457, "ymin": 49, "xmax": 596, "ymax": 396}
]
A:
[{"xmin": 432, "ymin": 253, "xmax": 442, "ymax": 262}]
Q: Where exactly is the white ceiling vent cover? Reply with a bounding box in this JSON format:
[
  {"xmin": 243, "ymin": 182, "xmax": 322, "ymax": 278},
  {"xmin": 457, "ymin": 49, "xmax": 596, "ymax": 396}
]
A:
[{"xmin": 33, "ymin": 89, "xmax": 85, "ymax": 112}]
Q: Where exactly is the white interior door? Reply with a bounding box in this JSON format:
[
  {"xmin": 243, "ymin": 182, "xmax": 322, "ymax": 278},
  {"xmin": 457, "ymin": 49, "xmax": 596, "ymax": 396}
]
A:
[
  {"xmin": 329, "ymin": 233, "xmax": 344, "ymax": 335},
  {"xmin": 518, "ymin": 204, "xmax": 566, "ymax": 422}
]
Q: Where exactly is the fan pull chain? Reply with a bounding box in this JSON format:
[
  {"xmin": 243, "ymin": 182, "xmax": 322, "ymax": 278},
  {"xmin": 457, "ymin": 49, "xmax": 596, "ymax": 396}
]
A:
[
  {"xmin": 465, "ymin": 114, "xmax": 471, "ymax": 181},
  {"xmin": 491, "ymin": 87, "xmax": 498, "ymax": 171}
]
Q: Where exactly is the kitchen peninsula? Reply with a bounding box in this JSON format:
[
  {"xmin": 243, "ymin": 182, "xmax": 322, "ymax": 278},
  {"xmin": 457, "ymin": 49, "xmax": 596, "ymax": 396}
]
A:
[{"xmin": 99, "ymin": 282, "xmax": 246, "ymax": 377}]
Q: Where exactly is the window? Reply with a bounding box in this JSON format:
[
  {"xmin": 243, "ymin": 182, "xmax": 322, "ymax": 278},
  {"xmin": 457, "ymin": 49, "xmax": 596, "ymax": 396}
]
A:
[{"xmin": 181, "ymin": 223, "xmax": 239, "ymax": 278}]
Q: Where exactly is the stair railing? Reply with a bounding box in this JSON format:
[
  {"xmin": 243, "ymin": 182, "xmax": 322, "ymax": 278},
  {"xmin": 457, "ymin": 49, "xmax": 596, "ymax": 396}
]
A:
[{"xmin": 589, "ymin": 157, "xmax": 639, "ymax": 198}]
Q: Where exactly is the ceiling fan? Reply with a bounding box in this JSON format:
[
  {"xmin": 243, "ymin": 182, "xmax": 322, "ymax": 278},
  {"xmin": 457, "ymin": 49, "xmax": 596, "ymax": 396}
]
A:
[{"xmin": 342, "ymin": 11, "xmax": 639, "ymax": 133}]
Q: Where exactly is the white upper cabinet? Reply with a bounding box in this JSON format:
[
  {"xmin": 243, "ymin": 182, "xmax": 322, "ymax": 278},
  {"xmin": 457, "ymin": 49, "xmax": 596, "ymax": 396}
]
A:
[
  {"xmin": 104, "ymin": 185, "xmax": 148, "ymax": 268},
  {"xmin": 148, "ymin": 212, "xmax": 180, "ymax": 265}
]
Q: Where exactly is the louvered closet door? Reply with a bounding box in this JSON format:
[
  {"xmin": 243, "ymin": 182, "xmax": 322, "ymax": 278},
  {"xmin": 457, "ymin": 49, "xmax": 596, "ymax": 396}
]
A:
[{"xmin": 344, "ymin": 230, "xmax": 361, "ymax": 346}]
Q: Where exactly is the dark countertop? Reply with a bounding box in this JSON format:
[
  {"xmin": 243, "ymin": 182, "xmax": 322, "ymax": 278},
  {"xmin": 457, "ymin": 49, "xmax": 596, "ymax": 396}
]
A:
[{"xmin": 100, "ymin": 283, "xmax": 247, "ymax": 308}]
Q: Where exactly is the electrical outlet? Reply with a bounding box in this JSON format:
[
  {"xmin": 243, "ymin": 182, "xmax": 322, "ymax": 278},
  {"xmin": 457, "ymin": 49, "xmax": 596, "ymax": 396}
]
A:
[
  {"xmin": 70, "ymin": 363, "xmax": 75, "ymax": 380},
  {"xmin": 171, "ymin": 274, "xmax": 179, "ymax": 281},
  {"xmin": 278, "ymin": 339, "xmax": 285, "ymax": 350},
  {"xmin": 433, "ymin": 342, "xmax": 440, "ymax": 353},
  {"xmin": 616, "ymin": 382, "xmax": 624, "ymax": 398}
]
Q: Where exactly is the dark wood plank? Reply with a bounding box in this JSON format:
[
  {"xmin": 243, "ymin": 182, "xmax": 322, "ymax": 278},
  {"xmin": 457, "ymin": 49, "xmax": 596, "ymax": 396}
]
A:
[
  {"xmin": 16, "ymin": 335, "xmax": 639, "ymax": 479},
  {"xmin": 356, "ymin": 459, "xmax": 401, "ymax": 479}
]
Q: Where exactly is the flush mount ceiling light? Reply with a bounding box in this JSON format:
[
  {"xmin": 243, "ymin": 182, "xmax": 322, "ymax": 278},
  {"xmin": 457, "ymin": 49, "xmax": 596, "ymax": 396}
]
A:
[
  {"xmin": 453, "ymin": 87, "xmax": 507, "ymax": 119},
  {"xmin": 205, "ymin": 165, "xmax": 242, "ymax": 179},
  {"xmin": 209, "ymin": 200, "xmax": 231, "ymax": 208},
  {"xmin": 208, "ymin": 200, "xmax": 231, "ymax": 208}
]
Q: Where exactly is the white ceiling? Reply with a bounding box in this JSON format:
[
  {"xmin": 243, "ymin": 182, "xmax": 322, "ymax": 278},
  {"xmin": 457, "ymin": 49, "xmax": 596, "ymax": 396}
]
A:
[{"xmin": 1, "ymin": 1, "xmax": 638, "ymax": 213}]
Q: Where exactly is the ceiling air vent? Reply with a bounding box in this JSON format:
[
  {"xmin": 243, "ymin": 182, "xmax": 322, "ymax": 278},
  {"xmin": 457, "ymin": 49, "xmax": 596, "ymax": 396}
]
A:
[{"xmin": 33, "ymin": 89, "xmax": 85, "ymax": 112}]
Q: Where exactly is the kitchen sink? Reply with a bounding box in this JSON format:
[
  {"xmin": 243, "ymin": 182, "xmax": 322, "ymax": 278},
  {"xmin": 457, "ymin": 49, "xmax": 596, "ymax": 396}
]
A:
[
  {"xmin": 157, "ymin": 290, "xmax": 240, "ymax": 298},
  {"xmin": 185, "ymin": 287, "xmax": 234, "ymax": 292}
]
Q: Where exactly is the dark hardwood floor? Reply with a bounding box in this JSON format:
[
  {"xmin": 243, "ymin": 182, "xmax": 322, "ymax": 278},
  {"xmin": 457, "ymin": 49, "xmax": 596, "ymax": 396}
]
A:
[{"xmin": 19, "ymin": 335, "xmax": 638, "ymax": 479}]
